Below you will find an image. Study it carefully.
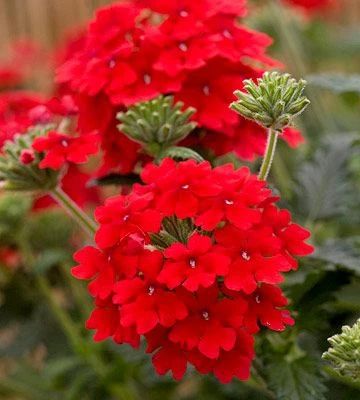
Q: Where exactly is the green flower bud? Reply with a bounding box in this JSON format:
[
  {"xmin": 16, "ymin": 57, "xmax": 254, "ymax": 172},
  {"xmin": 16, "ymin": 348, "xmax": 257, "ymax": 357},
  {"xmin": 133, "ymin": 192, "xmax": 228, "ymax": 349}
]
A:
[
  {"xmin": 230, "ymin": 71, "xmax": 310, "ymax": 132},
  {"xmin": 0, "ymin": 125, "xmax": 59, "ymax": 192},
  {"xmin": 323, "ymin": 319, "xmax": 360, "ymax": 380},
  {"xmin": 117, "ymin": 96, "xmax": 197, "ymax": 155}
]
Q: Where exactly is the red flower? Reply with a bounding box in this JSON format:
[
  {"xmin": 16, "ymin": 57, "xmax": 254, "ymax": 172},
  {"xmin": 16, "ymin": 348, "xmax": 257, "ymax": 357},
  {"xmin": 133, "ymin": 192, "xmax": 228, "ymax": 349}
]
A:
[
  {"xmin": 86, "ymin": 304, "xmax": 140, "ymax": 347},
  {"xmin": 0, "ymin": 91, "xmax": 46, "ymax": 148},
  {"xmin": 107, "ymin": 42, "xmax": 184, "ymax": 106},
  {"xmin": 159, "ymin": 233, "xmax": 230, "ymax": 291},
  {"xmin": 243, "ymin": 284, "xmax": 295, "ymax": 333},
  {"xmin": 169, "ymin": 287, "xmax": 246, "ymax": 358},
  {"xmin": 73, "ymin": 159, "xmax": 313, "ymax": 382},
  {"xmin": 32, "ymin": 130, "xmax": 100, "ymax": 170},
  {"xmin": 141, "ymin": 158, "xmax": 222, "ymax": 218},
  {"xmin": 73, "ymin": 246, "xmax": 115, "ymax": 300},
  {"xmin": 20, "ymin": 149, "xmax": 35, "ymax": 165},
  {"xmin": 195, "ymin": 164, "xmax": 269, "ymax": 230},
  {"xmin": 152, "ymin": 343, "xmax": 188, "ymax": 380},
  {"xmin": 215, "ymin": 224, "xmax": 293, "ymax": 294},
  {"xmin": 208, "ymin": 16, "xmax": 278, "ymax": 66},
  {"xmin": 113, "ymin": 249, "xmax": 188, "ymax": 334},
  {"xmin": 210, "ymin": 335, "xmax": 255, "ymax": 383},
  {"xmin": 153, "ymin": 35, "xmax": 217, "ymax": 77},
  {"xmin": 94, "ymin": 192, "xmax": 161, "ymax": 248},
  {"xmin": 174, "ymin": 58, "xmax": 246, "ymax": 131}
]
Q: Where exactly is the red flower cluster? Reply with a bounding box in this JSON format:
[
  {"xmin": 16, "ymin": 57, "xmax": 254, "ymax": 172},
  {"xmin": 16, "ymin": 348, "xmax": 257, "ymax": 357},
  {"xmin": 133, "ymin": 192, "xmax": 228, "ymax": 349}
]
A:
[
  {"xmin": 32, "ymin": 130, "xmax": 100, "ymax": 170},
  {"xmin": 73, "ymin": 158, "xmax": 313, "ymax": 382},
  {"xmin": 0, "ymin": 91, "xmax": 47, "ymax": 148},
  {"xmin": 57, "ymin": 0, "xmax": 303, "ymax": 175},
  {"xmin": 0, "ymin": 91, "xmax": 99, "ymax": 209}
]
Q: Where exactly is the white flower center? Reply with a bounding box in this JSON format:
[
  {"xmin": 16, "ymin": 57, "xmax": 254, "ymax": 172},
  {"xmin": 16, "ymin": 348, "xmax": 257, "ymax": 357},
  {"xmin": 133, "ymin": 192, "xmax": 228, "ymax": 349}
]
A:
[
  {"xmin": 189, "ymin": 258, "xmax": 196, "ymax": 268},
  {"xmin": 179, "ymin": 10, "xmax": 189, "ymax": 17},
  {"xmin": 202, "ymin": 311, "xmax": 210, "ymax": 320},
  {"xmin": 178, "ymin": 42, "xmax": 188, "ymax": 52},
  {"xmin": 143, "ymin": 74, "xmax": 152, "ymax": 85},
  {"xmin": 181, "ymin": 184, "xmax": 190, "ymax": 190},
  {"xmin": 241, "ymin": 251, "xmax": 250, "ymax": 261},
  {"xmin": 61, "ymin": 140, "xmax": 69, "ymax": 147},
  {"xmin": 223, "ymin": 29, "xmax": 232, "ymax": 39},
  {"xmin": 108, "ymin": 59, "xmax": 116, "ymax": 69},
  {"xmin": 148, "ymin": 286, "xmax": 155, "ymax": 296},
  {"xmin": 203, "ymin": 85, "xmax": 210, "ymax": 96},
  {"xmin": 225, "ymin": 199, "xmax": 234, "ymax": 205}
]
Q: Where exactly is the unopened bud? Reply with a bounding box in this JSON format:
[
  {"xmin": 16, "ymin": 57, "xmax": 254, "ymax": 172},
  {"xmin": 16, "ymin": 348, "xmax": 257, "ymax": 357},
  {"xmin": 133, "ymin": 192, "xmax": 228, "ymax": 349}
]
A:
[
  {"xmin": 230, "ymin": 71, "xmax": 310, "ymax": 132},
  {"xmin": 323, "ymin": 319, "xmax": 360, "ymax": 380},
  {"xmin": 117, "ymin": 96, "xmax": 197, "ymax": 156}
]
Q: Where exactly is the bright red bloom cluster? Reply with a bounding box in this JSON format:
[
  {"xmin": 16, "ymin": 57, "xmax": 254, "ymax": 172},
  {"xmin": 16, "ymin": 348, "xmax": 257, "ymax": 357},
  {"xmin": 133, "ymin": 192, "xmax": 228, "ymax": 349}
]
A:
[
  {"xmin": 73, "ymin": 158, "xmax": 313, "ymax": 382},
  {"xmin": 57, "ymin": 0, "xmax": 303, "ymax": 175}
]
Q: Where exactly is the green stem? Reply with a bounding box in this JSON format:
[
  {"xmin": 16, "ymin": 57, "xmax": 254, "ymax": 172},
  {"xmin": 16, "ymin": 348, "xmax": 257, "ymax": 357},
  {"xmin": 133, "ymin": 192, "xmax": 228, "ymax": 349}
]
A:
[
  {"xmin": 51, "ymin": 187, "xmax": 97, "ymax": 237},
  {"xmin": 259, "ymin": 128, "xmax": 279, "ymax": 181},
  {"xmin": 36, "ymin": 275, "xmax": 84, "ymax": 352}
]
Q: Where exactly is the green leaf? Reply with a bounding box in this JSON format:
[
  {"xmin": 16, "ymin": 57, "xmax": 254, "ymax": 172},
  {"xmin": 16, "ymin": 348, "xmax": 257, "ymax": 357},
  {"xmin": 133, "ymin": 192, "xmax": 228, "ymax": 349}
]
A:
[
  {"xmin": 34, "ymin": 249, "xmax": 71, "ymax": 275},
  {"xmin": 26, "ymin": 210, "xmax": 73, "ymax": 252},
  {"xmin": 158, "ymin": 146, "xmax": 204, "ymax": 162},
  {"xmin": 296, "ymin": 135, "xmax": 357, "ymax": 221},
  {"xmin": 0, "ymin": 193, "xmax": 32, "ymax": 244},
  {"xmin": 265, "ymin": 355, "xmax": 327, "ymax": 400},
  {"xmin": 312, "ymin": 237, "xmax": 360, "ymax": 275},
  {"xmin": 0, "ymin": 305, "xmax": 68, "ymax": 358},
  {"xmin": 44, "ymin": 357, "xmax": 83, "ymax": 381},
  {"xmin": 307, "ymin": 73, "xmax": 360, "ymax": 94},
  {"xmin": 334, "ymin": 280, "xmax": 360, "ymax": 311},
  {"xmin": 0, "ymin": 362, "xmax": 60, "ymax": 400},
  {"xmin": 286, "ymin": 269, "xmax": 351, "ymax": 331},
  {"xmin": 64, "ymin": 369, "xmax": 95, "ymax": 400}
]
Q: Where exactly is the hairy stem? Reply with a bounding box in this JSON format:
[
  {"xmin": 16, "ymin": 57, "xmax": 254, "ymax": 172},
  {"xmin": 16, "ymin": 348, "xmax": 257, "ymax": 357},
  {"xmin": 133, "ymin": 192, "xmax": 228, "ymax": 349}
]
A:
[
  {"xmin": 51, "ymin": 187, "xmax": 97, "ymax": 237},
  {"xmin": 259, "ymin": 128, "xmax": 279, "ymax": 181}
]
